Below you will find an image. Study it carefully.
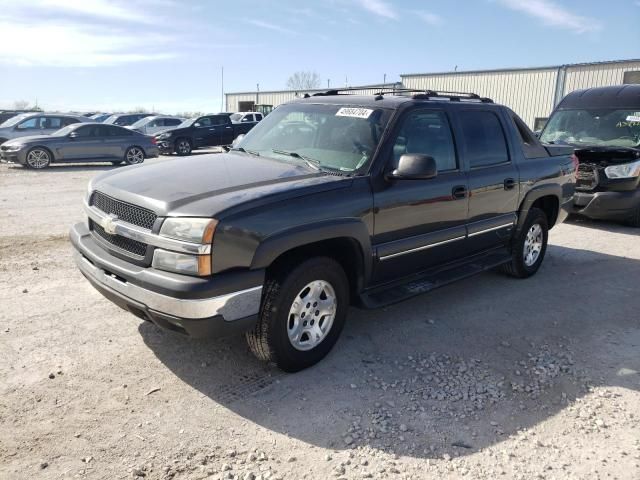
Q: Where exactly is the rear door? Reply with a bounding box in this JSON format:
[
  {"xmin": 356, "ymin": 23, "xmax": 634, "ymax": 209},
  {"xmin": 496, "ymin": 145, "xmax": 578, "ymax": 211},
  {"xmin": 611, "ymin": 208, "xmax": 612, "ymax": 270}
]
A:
[
  {"xmin": 102, "ymin": 125, "xmax": 133, "ymax": 159},
  {"xmin": 372, "ymin": 108, "xmax": 469, "ymax": 283},
  {"xmin": 218, "ymin": 116, "xmax": 235, "ymax": 145},
  {"xmin": 453, "ymin": 108, "xmax": 519, "ymax": 252},
  {"xmin": 40, "ymin": 116, "xmax": 64, "ymax": 134}
]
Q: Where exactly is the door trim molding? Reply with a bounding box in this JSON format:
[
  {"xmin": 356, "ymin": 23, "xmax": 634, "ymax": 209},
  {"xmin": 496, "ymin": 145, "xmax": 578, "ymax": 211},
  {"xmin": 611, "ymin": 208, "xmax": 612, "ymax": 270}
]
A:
[{"xmin": 379, "ymin": 235, "xmax": 466, "ymax": 261}]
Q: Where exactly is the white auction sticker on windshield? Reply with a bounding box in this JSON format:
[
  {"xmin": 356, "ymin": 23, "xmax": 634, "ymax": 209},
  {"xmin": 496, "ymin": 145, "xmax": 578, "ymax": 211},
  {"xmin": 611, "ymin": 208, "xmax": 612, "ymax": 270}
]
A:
[
  {"xmin": 625, "ymin": 115, "xmax": 640, "ymax": 122},
  {"xmin": 336, "ymin": 107, "xmax": 374, "ymax": 119}
]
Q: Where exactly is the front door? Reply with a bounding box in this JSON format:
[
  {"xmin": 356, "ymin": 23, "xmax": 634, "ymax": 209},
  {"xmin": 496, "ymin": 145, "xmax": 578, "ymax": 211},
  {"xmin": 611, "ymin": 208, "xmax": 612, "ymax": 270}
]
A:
[
  {"xmin": 62, "ymin": 124, "xmax": 104, "ymax": 160},
  {"xmin": 192, "ymin": 116, "xmax": 219, "ymax": 147},
  {"xmin": 372, "ymin": 109, "xmax": 469, "ymax": 284},
  {"xmin": 454, "ymin": 108, "xmax": 520, "ymax": 252}
]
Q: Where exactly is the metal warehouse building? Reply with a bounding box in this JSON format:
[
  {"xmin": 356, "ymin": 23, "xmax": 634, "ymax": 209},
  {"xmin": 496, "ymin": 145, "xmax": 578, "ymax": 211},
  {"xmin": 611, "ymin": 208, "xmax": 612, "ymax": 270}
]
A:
[{"xmin": 226, "ymin": 59, "xmax": 640, "ymax": 130}]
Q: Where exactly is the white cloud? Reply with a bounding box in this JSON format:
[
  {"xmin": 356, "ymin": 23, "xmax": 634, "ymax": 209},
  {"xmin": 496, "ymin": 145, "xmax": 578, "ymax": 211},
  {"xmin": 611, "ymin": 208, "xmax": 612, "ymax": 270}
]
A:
[
  {"xmin": 497, "ymin": 0, "xmax": 601, "ymax": 33},
  {"xmin": 245, "ymin": 19, "xmax": 297, "ymax": 35},
  {"xmin": 412, "ymin": 11, "xmax": 443, "ymax": 26},
  {"xmin": 0, "ymin": 0, "xmax": 182, "ymax": 66},
  {"xmin": 354, "ymin": 0, "xmax": 398, "ymax": 20}
]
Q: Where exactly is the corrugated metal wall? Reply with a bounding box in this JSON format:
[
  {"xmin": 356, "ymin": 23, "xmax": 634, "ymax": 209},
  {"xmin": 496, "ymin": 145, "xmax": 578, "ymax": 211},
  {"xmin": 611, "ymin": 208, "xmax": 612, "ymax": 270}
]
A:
[
  {"xmin": 562, "ymin": 61, "xmax": 640, "ymax": 95},
  {"xmin": 402, "ymin": 69, "xmax": 558, "ymax": 128},
  {"xmin": 226, "ymin": 61, "xmax": 640, "ymax": 128}
]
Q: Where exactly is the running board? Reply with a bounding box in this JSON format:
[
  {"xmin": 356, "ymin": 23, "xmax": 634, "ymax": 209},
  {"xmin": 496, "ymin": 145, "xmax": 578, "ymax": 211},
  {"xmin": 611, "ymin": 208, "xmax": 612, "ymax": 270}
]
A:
[{"xmin": 359, "ymin": 249, "xmax": 511, "ymax": 309}]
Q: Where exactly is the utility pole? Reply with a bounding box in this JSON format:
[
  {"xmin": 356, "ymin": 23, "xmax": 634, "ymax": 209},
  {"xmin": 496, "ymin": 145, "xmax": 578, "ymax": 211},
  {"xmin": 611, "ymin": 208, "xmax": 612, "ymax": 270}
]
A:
[
  {"xmin": 383, "ymin": 73, "xmax": 386, "ymax": 86},
  {"xmin": 327, "ymin": 79, "xmax": 330, "ymax": 88},
  {"xmin": 221, "ymin": 66, "xmax": 224, "ymax": 112},
  {"xmin": 256, "ymin": 83, "xmax": 260, "ymax": 106}
]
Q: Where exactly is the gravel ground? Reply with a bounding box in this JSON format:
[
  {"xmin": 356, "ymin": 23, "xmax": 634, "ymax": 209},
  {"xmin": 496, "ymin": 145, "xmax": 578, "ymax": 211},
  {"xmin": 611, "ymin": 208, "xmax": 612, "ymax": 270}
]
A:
[{"xmin": 1, "ymin": 157, "xmax": 639, "ymax": 480}]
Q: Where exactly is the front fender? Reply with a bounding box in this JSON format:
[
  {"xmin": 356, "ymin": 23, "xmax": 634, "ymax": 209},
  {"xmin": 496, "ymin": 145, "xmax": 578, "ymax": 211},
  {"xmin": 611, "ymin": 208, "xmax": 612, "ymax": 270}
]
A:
[{"xmin": 250, "ymin": 218, "xmax": 373, "ymax": 284}]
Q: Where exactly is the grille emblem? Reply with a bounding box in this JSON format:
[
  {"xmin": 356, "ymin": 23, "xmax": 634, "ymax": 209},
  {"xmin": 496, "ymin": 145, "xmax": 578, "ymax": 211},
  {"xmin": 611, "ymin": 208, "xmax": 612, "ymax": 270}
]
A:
[{"xmin": 103, "ymin": 214, "xmax": 119, "ymax": 235}]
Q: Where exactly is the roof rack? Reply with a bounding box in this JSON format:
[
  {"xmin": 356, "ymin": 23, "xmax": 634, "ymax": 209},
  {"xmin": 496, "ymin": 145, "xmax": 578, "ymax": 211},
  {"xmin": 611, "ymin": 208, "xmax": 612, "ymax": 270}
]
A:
[{"xmin": 309, "ymin": 87, "xmax": 493, "ymax": 103}]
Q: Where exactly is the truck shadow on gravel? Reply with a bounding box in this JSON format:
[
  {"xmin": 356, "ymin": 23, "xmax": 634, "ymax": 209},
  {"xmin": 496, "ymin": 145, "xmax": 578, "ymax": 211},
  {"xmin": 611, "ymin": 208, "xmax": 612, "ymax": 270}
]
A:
[{"xmin": 140, "ymin": 244, "xmax": 640, "ymax": 460}]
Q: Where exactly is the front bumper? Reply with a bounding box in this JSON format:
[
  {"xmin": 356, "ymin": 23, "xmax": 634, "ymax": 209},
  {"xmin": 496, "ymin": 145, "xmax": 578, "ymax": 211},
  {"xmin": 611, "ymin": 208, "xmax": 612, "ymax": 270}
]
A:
[
  {"xmin": 572, "ymin": 189, "xmax": 640, "ymax": 221},
  {"xmin": 0, "ymin": 150, "xmax": 26, "ymax": 164},
  {"xmin": 70, "ymin": 222, "xmax": 264, "ymax": 338},
  {"xmin": 157, "ymin": 141, "xmax": 173, "ymax": 153}
]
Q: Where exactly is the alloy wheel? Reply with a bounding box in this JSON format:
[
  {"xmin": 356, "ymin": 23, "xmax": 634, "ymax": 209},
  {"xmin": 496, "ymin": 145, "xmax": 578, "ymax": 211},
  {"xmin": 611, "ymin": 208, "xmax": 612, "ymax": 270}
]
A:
[
  {"xmin": 26, "ymin": 149, "xmax": 50, "ymax": 169},
  {"xmin": 177, "ymin": 140, "xmax": 191, "ymax": 155},
  {"xmin": 126, "ymin": 147, "xmax": 144, "ymax": 164},
  {"xmin": 523, "ymin": 223, "xmax": 543, "ymax": 267},
  {"xmin": 287, "ymin": 280, "xmax": 337, "ymax": 351}
]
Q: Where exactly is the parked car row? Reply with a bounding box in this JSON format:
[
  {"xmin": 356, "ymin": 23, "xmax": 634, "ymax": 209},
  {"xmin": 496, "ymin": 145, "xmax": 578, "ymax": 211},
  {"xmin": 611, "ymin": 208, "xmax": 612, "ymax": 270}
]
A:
[{"xmin": 0, "ymin": 110, "xmax": 265, "ymax": 168}]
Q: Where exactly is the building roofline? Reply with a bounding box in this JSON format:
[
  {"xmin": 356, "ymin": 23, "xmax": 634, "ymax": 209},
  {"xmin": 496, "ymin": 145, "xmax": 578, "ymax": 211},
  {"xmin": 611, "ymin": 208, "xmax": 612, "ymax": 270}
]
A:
[
  {"xmin": 400, "ymin": 58, "xmax": 640, "ymax": 78},
  {"xmin": 225, "ymin": 82, "xmax": 403, "ymax": 97}
]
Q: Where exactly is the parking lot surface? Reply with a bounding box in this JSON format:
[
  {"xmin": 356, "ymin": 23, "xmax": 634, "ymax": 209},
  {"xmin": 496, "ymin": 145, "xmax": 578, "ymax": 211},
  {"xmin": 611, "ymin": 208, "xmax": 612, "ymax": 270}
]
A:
[{"xmin": 1, "ymin": 157, "xmax": 639, "ymax": 479}]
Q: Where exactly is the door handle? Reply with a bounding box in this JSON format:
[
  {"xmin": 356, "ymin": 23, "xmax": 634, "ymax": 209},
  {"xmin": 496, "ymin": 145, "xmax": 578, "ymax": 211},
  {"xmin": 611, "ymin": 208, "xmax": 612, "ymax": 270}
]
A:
[
  {"xmin": 452, "ymin": 185, "xmax": 467, "ymax": 199},
  {"xmin": 504, "ymin": 178, "xmax": 516, "ymax": 190}
]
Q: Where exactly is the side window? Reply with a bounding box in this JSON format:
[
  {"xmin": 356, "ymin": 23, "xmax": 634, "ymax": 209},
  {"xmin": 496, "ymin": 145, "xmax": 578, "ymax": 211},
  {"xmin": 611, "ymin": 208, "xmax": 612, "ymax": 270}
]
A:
[
  {"xmin": 42, "ymin": 117, "xmax": 63, "ymax": 129},
  {"xmin": 147, "ymin": 119, "xmax": 158, "ymax": 127},
  {"xmin": 166, "ymin": 118, "xmax": 181, "ymax": 126},
  {"xmin": 392, "ymin": 110, "xmax": 457, "ymax": 172},
  {"xmin": 16, "ymin": 117, "xmax": 39, "ymax": 130},
  {"xmin": 74, "ymin": 125, "xmax": 96, "ymax": 137},
  {"xmin": 107, "ymin": 125, "xmax": 132, "ymax": 136},
  {"xmin": 197, "ymin": 117, "xmax": 212, "ymax": 127},
  {"xmin": 458, "ymin": 111, "xmax": 509, "ymax": 168},
  {"xmin": 255, "ymin": 113, "xmax": 263, "ymax": 121},
  {"xmin": 242, "ymin": 114, "xmax": 253, "ymax": 122},
  {"xmin": 510, "ymin": 112, "xmax": 549, "ymax": 159}
]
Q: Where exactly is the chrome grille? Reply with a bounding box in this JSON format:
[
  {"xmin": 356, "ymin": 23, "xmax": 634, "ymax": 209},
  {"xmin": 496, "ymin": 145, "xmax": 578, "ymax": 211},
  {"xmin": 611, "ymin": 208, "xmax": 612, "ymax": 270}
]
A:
[
  {"xmin": 90, "ymin": 191, "xmax": 157, "ymax": 230},
  {"xmin": 91, "ymin": 221, "xmax": 147, "ymax": 257}
]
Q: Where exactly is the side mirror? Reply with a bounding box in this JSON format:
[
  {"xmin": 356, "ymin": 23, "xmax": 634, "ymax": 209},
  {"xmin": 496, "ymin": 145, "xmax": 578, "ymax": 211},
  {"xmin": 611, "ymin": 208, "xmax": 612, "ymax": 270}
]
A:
[
  {"xmin": 194, "ymin": 122, "xmax": 201, "ymax": 128},
  {"xmin": 68, "ymin": 131, "xmax": 79, "ymax": 139},
  {"xmin": 533, "ymin": 131, "xmax": 541, "ymax": 138},
  {"xmin": 232, "ymin": 134, "xmax": 245, "ymax": 148},
  {"xmin": 386, "ymin": 154, "xmax": 437, "ymax": 180}
]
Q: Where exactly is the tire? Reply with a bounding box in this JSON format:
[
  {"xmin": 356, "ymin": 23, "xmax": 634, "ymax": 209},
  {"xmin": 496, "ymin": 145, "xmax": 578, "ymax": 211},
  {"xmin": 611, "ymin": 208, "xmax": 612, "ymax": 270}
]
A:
[
  {"xmin": 25, "ymin": 147, "xmax": 52, "ymax": 169},
  {"xmin": 124, "ymin": 146, "xmax": 145, "ymax": 165},
  {"xmin": 501, "ymin": 207, "xmax": 549, "ymax": 278},
  {"xmin": 175, "ymin": 138, "xmax": 192, "ymax": 156},
  {"xmin": 246, "ymin": 257, "xmax": 350, "ymax": 372}
]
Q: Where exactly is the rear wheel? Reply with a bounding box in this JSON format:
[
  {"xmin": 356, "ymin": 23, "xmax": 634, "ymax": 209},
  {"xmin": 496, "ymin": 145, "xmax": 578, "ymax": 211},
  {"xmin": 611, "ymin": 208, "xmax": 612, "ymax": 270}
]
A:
[
  {"xmin": 124, "ymin": 146, "xmax": 145, "ymax": 165},
  {"xmin": 501, "ymin": 207, "xmax": 549, "ymax": 278},
  {"xmin": 175, "ymin": 138, "xmax": 192, "ymax": 156},
  {"xmin": 25, "ymin": 147, "xmax": 51, "ymax": 169},
  {"xmin": 246, "ymin": 257, "xmax": 349, "ymax": 372},
  {"xmin": 626, "ymin": 204, "xmax": 640, "ymax": 228}
]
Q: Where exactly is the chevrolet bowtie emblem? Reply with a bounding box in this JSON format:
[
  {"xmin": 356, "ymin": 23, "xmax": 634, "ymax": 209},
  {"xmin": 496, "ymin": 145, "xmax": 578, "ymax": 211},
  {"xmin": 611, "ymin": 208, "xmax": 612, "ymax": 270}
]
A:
[{"xmin": 103, "ymin": 214, "xmax": 119, "ymax": 235}]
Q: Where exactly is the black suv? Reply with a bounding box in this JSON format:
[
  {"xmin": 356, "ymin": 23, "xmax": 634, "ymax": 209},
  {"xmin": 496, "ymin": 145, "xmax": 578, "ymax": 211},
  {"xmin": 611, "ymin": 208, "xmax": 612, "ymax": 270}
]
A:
[
  {"xmin": 71, "ymin": 89, "xmax": 576, "ymax": 371},
  {"xmin": 540, "ymin": 85, "xmax": 640, "ymax": 226},
  {"xmin": 155, "ymin": 114, "xmax": 257, "ymax": 155}
]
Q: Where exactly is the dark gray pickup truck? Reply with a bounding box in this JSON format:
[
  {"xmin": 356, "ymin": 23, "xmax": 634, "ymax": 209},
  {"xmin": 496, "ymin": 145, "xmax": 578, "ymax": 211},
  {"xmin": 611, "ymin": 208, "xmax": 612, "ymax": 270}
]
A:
[{"xmin": 70, "ymin": 89, "xmax": 576, "ymax": 371}]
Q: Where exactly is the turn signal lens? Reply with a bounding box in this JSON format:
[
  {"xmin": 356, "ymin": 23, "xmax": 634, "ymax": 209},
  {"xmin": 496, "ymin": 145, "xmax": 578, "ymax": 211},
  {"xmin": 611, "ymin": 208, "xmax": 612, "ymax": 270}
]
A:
[{"xmin": 152, "ymin": 249, "xmax": 212, "ymax": 276}]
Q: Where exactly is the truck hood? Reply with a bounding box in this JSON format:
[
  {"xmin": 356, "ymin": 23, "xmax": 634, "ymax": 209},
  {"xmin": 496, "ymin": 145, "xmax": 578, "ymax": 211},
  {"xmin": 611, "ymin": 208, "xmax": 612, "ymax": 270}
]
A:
[
  {"xmin": 90, "ymin": 152, "xmax": 350, "ymax": 218},
  {"xmin": 575, "ymin": 146, "xmax": 640, "ymax": 166}
]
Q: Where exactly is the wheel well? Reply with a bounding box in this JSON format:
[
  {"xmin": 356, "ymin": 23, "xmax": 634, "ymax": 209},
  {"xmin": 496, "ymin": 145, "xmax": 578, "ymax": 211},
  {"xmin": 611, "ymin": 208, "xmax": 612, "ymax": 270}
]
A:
[
  {"xmin": 28, "ymin": 145, "xmax": 56, "ymax": 162},
  {"xmin": 267, "ymin": 237, "xmax": 365, "ymax": 301},
  {"xmin": 530, "ymin": 195, "xmax": 559, "ymax": 228},
  {"xmin": 128, "ymin": 145, "xmax": 146, "ymax": 156}
]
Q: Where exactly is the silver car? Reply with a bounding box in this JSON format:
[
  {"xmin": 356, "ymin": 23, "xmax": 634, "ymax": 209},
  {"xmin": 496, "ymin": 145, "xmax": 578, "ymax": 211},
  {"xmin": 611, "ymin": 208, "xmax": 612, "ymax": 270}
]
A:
[
  {"xmin": 0, "ymin": 112, "xmax": 91, "ymax": 144},
  {"xmin": 0, "ymin": 123, "xmax": 159, "ymax": 169},
  {"xmin": 127, "ymin": 115, "xmax": 184, "ymax": 135}
]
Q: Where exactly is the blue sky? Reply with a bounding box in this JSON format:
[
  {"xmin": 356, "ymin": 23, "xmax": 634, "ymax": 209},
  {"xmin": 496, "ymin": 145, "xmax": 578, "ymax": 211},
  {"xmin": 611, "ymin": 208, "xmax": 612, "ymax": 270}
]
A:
[{"xmin": 0, "ymin": 0, "xmax": 637, "ymax": 114}]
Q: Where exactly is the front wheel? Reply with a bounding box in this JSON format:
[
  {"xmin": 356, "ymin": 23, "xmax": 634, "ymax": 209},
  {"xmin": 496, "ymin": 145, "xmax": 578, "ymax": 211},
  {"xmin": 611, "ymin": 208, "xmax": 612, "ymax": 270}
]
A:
[
  {"xmin": 175, "ymin": 138, "xmax": 192, "ymax": 156},
  {"xmin": 25, "ymin": 147, "xmax": 52, "ymax": 169},
  {"xmin": 501, "ymin": 208, "xmax": 549, "ymax": 278},
  {"xmin": 124, "ymin": 146, "xmax": 145, "ymax": 165},
  {"xmin": 246, "ymin": 257, "xmax": 349, "ymax": 372}
]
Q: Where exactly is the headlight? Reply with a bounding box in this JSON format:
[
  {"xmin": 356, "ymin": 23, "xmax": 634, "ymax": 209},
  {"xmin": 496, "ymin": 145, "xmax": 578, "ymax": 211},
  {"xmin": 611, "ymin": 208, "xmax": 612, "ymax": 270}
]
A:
[
  {"xmin": 152, "ymin": 249, "xmax": 211, "ymax": 276},
  {"xmin": 604, "ymin": 159, "xmax": 640, "ymax": 179},
  {"xmin": 159, "ymin": 217, "xmax": 217, "ymax": 243},
  {"xmin": 156, "ymin": 132, "xmax": 172, "ymax": 140},
  {"xmin": 4, "ymin": 144, "xmax": 23, "ymax": 151}
]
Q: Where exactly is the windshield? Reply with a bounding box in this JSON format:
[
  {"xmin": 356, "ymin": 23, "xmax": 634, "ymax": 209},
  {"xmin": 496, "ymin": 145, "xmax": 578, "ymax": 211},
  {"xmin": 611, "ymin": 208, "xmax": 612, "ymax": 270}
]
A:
[
  {"xmin": 51, "ymin": 125, "xmax": 78, "ymax": 136},
  {"xmin": 540, "ymin": 109, "xmax": 640, "ymax": 148},
  {"xmin": 130, "ymin": 117, "xmax": 151, "ymax": 128},
  {"xmin": 0, "ymin": 114, "xmax": 30, "ymax": 128},
  {"xmin": 230, "ymin": 113, "xmax": 242, "ymax": 122},
  {"xmin": 178, "ymin": 117, "xmax": 196, "ymax": 128},
  {"xmin": 236, "ymin": 103, "xmax": 391, "ymax": 173}
]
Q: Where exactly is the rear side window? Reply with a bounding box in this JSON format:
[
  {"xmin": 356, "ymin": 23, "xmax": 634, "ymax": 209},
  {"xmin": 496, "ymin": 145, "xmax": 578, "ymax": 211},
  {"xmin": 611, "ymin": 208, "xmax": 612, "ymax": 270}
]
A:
[
  {"xmin": 510, "ymin": 112, "xmax": 548, "ymax": 159},
  {"xmin": 62, "ymin": 117, "xmax": 79, "ymax": 127},
  {"xmin": 458, "ymin": 111, "xmax": 509, "ymax": 168},
  {"xmin": 105, "ymin": 125, "xmax": 132, "ymax": 136},
  {"xmin": 165, "ymin": 118, "xmax": 181, "ymax": 126},
  {"xmin": 42, "ymin": 117, "xmax": 63, "ymax": 129}
]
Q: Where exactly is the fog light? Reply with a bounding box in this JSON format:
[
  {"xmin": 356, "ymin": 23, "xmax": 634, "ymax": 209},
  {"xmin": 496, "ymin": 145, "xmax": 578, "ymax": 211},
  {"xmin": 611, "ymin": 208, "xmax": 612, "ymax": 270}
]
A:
[{"xmin": 152, "ymin": 249, "xmax": 211, "ymax": 276}]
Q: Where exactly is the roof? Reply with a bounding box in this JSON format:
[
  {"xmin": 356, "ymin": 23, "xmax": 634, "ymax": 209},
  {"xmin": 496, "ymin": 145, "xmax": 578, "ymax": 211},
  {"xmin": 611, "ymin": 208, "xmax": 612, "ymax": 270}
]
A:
[
  {"xmin": 284, "ymin": 93, "xmax": 498, "ymax": 109},
  {"xmin": 556, "ymin": 85, "xmax": 640, "ymax": 110},
  {"xmin": 400, "ymin": 58, "xmax": 640, "ymax": 78}
]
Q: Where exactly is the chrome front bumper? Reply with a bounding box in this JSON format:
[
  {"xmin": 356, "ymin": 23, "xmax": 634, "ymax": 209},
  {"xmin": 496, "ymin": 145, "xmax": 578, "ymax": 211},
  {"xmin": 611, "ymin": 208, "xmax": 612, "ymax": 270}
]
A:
[{"xmin": 74, "ymin": 250, "xmax": 262, "ymax": 320}]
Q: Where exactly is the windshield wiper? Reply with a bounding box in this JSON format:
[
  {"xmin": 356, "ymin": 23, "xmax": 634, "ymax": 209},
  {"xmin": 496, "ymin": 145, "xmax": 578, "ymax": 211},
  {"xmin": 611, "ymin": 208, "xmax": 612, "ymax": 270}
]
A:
[
  {"xmin": 232, "ymin": 147, "xmax": 260, "ymax": 156},
  {"xmin": 272, "ymin": 149, "xmax": 321, "ymax": 170}
]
